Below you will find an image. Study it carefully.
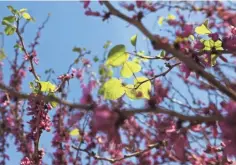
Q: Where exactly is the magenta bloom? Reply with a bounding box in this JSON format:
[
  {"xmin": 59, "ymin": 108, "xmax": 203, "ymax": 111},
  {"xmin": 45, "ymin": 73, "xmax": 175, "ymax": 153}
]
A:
[
  {"xmin": 151, "ymin": 79, "xmax": 168, "ymax": 104},
  {"xmin": 20, "ymin": 157, "xmax": 33, "ymax": 165},
  {"xmin": 194, "ymin": 41, "xmax": 204, "ymax": 50},
  {"xmin": 182, "ymin": 24, "xmax": 193, "ymax": 37},
  {"xmin": 92, "ymin": 105, "xmax": 121, "ymax": 143},
  {"xmin": 219, "ymin": 101, "xmax": 236, "ymax": 156},
  {"xmin": 180, "ymin": 63, "xmax": 191, "ymax": 78},
  {"xmin": 80, "ymin": 81, "xmax": 96, "ymax": 104},
  {"xmin": 208, "ymin": 33, "xmax": 219, "ymax": 41}
]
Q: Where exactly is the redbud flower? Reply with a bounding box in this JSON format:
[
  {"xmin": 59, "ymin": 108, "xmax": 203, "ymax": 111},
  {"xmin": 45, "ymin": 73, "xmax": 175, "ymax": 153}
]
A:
[{"xmin": 92, "ymin": 105, "xmax": 121, "ymax": 143}]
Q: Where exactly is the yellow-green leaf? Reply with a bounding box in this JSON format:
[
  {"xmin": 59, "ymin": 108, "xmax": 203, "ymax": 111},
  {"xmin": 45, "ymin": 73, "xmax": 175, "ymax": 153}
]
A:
[
  {"xmin": 125, "ymin": 84, "xmax": 143, "ymax": 100},
  {"xmin": 120, "ymin": 61, "xmax": 141, "ymax": 78},
  {"xmin": 0, "ymin": 48, "xmax": 6, "ymax": 61},
  {"xmin": 157, "ymin": 50, "xmax": 165, "ymax": 58},
  {"xmin": 2, "ymin": 16, "xmax": 15, "ymax": 24},
  {"xmin": 38, "ymin": 81, "xmax": 56, "ymax": 93},
  {"xmin": 19, "ymin": 8, "xmax": 27, "ymax": 13},
  {"xmin": 106, "ymin": 45, "xmax": 129, "ymax": 67},
  {"xmin": 22, "ymin": 12, "xmax": 31, "ymax": 20},
  {"xmin": 134, "ymin": 77, "xmax": 151, "ymax": 99},
  {"xmin": 167, "ymin": 14, "xmax": 175, "ymax": 20},
  {"xmin": 211, "ymin": 54, "xmax": 219, "ymax": 66},
  {"xmin": 4, "ymin": 26, "xmax": 16, "ymax": 35},
  {"xmin": 203, "ymin": 19, "xmax": 208, "ymax": 27},
  {"xmin": 70, "ymin": 128, "xmax": 80, "ymax": 136},
  {"xmin": 103, "ymin": 78, "xmax": 125, "ymax": 100},
  {"xmin": 189, "ymin": 35, "xmax": 195, "ymax": 41},
  {"xmin": 158, "ymin": 16, "xmax": 164, "ymax": 26},
  {"xmin": 203, "ymin": 39, "xmax": 214, "ymax": 50},
  {"xmin": 215, "ymin": 40, "xmax": 224, "ymax": 50},
  {"xmin": 130, "ymin": 34, "xmax": 137, "ymax": 47},
  {"xmin": 195, "ymin": 24, "xmax": 211, "ymax": 35},
  {"xmin": 7, "ymin": 6, "xmax": 18, "ymax": 15},
  {"xmin": 48, "ymin": 93, "xmax": 58, "ymax": 108},
  {"xmin": 103, "ymin": 40, "xmax": 112, "ymax": 49}
]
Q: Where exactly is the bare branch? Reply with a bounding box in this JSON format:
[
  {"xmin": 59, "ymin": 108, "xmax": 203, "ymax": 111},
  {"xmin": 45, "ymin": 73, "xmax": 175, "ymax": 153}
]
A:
[
  {"xmin": 72, "ymin": 141, "xmax": 167, "ymax": 164},
  {"xmin": 0, "ymin": 82, "xmax": 223, "ymax": 123}
]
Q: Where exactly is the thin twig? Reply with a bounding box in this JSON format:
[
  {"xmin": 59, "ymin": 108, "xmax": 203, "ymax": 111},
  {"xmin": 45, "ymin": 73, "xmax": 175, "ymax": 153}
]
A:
[{"xmin": 72, "ymin": 141, "xmax": 167, "ymax": 164}]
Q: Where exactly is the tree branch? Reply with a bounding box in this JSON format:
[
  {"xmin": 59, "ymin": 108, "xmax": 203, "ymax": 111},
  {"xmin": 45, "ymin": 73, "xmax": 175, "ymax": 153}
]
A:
[
  {"xmin": 16, "ymin": 19, "xmax": 39, "ymax": 81},
  {"xmin": 72, "ymin": 141, "xmax": 167, "ymax": 164},
  {"xmin": 0, "ymin": 82, "xmax": 223, "ymax": 123}
]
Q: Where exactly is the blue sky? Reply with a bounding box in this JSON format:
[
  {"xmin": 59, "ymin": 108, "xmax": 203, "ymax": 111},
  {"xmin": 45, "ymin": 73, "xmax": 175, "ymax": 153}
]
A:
[{"xmin": 0, "ymin": 1, "xmax": 219, "ymax": 164}]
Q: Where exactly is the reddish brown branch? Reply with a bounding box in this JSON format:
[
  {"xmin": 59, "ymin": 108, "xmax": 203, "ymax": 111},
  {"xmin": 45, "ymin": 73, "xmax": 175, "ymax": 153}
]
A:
[
  {"xmin": 0, "ymin": 82, "xmax": 223, "ymax": 123},
  {"xmin": 16, "ymin": 19, "xmax": 39, "ymax": 80}
]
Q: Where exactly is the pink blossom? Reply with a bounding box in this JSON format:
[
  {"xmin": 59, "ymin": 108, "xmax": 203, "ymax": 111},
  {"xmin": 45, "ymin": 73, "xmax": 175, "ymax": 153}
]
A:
[
  {"xmin": 219, "ymin": 101, "xmax": 236, "ymax": 156},
  {"xmin": 208, "ymin": 33, "xmax": 219, "ymax": 41},
  {"xmin": 120, "ymin": 2, "xmax": 135, "ymax": 11},
  {"xmin": 83, "ymin": 0, "xmax": 90, "ymax": 9},
  {"xmin": 173, "ymin": 135, "xmax": 186, "ymax": 161},
  {"xmin": 85, "ymin": 9, "xmax": 100, "ymax": 17},
  {"xmin": 194, "ymin": 40, "xmax": 204, "ymax": 50},
  {"xmin": 20, "ymin": 157, "xmax": 33, "ymax": 165},
  {"xmin": 180, "ymin": 63, "xmax": 191, "ymax": 78},
  {"xmin": 92, "ymin": 105, "xmax": 121, "ymax": 143},
  {"xmin": 182, "ymin": 24, "xmax": 193, "ymax": 37}
]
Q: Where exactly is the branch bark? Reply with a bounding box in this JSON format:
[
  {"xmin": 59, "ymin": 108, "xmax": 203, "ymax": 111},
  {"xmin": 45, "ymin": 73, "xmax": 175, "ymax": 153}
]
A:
[{"xmin": 0, "ymin": 82, "xmax": 223, "ymax": 123}]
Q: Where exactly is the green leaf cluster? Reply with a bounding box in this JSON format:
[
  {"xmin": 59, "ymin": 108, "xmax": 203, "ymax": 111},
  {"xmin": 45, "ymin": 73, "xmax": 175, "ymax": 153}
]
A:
[
  {"xmin": 2, "ymin": 6, "xmax": 34, "ymax": 36},
  {"xmin": 101, "ymin": 38, "xmax": 153, "ymax": 100}
]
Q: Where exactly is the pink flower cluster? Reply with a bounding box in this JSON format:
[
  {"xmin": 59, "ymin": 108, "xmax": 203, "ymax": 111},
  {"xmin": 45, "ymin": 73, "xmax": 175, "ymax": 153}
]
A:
[
  {"xmin": 91, "ymin": 105, "xmax": 124, "ymax": 143},
  {"xmin": 219, "ymin": 101, "xmax": 236, "ymax": 156}
]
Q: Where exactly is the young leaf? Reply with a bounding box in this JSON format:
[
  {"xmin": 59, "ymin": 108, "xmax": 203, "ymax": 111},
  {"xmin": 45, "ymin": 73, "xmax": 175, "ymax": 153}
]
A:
[
  {"xmin": 214, "ymin": 40, "xmax": 224, "ymax": 51},
  {"xmin": 37, "ymin": 81, "xmax": 56, "ymax": 93},
  {"xmin": 22, "ymin": 12, "xmax": 31, "ymax": 20},
  {"xmin": 195, "ymin": 24, "xmax": 211, "ymax": 35},
  {"xmin": 2, "ymin": 16, "xmax": 15, "ymax": 24},
  {"xmin": 157, "ymin": 50, "xmax": 165, "ymax": 58},
  {"xmin": 125, "ymin": 84, "xmax": 143, "ymax": 100},
  {"xmin": 19, "ymin": 8, "xmax": 27, "ymax": 13},
  {"xmin": 167, "ymin": 14, "xmax": 175, "ymax": 20},
  {"xmin": 211, "ymin": 54, "xmax": 219, "ymax": 66},
  {"xmin": 120, "ymin": 61, "xmax": 141, "ymax": 78},
  {"xmin": 70, "ymin": 128, "xmax": 80, "ymax": 136},
  {"xmin": 130, "ymin": 34, "xmax": 137, "ymax": 47},
  {"xmin": 103, "ymin": 40, "xmax": 111, "ymax": 49},
  {"xmin": 73, "ymin": 47, "xmax": 81, "ymax": 53},
  {"xmin": 4, "ymin": 26, "xmax": 16, "ymax": 35},
  {"xmin": 48, "ymin": 93, "xmax": 58, "ymax": 108},
  {"xmin": 103, "ymin": 78, "xmax": 125, "ymax": 100},
  {"xmin": 29, "ymin": 82, "xmax": 34, "ymax": 89},
  {"xmin": 7, "ymin": 6, "xmax": 18, "ymax": 15},
  {"xmin": 93, "ymin": 56, "xmax": 99, "ymax": 62},
  {"xmin": 203, "ymin": 19, "xmax": 208, "ymax": 27},
  {"xmin": 0, "ymin": 48, "xmax": 6, "ymax": 61},
  {"xmin": 158, "ymin": 16, "xmax": 164, "ymax": 26},
  {"xmin": 189, "ymin": 35, "xmax": 195, "ymax": 41},
  {"xmin": 105, "ymin": 45, "xmax": 129, "ymax": 67},
  {"xmin": 134, "ymin": 77, "xmax": 151, "ymax": 99}
]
